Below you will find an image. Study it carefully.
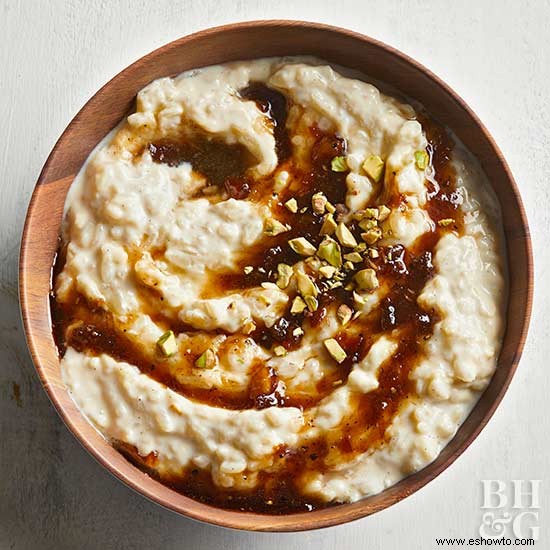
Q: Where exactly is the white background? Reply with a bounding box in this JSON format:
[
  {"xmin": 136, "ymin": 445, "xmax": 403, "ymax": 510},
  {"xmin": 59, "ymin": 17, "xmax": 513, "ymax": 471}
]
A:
[{"xmin": 0, "ymin": 1, "xmax": 547, "ymax": 548}]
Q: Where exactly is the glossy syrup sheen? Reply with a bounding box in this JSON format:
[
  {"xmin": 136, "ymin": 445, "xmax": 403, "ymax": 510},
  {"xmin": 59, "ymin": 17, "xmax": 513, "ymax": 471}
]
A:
[{"xmin": 51, "ymin": 83, "xmax": 462, "ymax": 514}]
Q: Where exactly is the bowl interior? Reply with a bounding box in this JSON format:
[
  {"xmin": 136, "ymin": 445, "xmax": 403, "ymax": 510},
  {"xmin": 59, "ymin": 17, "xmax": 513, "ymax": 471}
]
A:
[{"xmin": 19, "ymin": 21, "xmax": 532, "ymax": 531}]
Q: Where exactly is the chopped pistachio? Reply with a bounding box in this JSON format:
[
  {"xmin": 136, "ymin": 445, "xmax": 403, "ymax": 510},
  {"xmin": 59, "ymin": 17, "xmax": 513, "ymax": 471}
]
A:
[
  {"xmin": 276, "ymin": 263, "xmax": 293, "ymax": 289},
  {"xmin": 331, "ymin": 155, "xmax": 348, "ymax": 172},
  {"xmin": 157, "ymin": 330, "xmax": 177, "ymax": 357},
  {"xmin": 274, "ymin": 170, "xmax": 289, "ymax": 192},
  {"xmin": 243, "ymin": 265, "xmax": 254, "ymax": 275},
  {"xmin": 264, "ymin": 218, "xmax": 290, "ymax": 236},
  {"xmin": 361, "ymin": 227, "xmax": 382, "ymax": 244},
  {"xmin": 289, "ymin": 237, "xmax": 317, "ymax": 256},
  {"xmin": 304, "ymin": 255, "xmax": 322, "ymax": 272},
  {"xmin": 311, "ymin": 192, "xmax": 327, "ymax": 214},
  {"xmin": 344, "ymin": 261, "xmax": 354, "ymax": 271},
  {"xmin": 330, "ymin": 281, "xmax": 343, "ymax": 289},
  {"xmin": 242, "ymin": 320, "xmax": 256, "ymax": 334},
  {"xmin": 364, "ymin": 207, "xmax": 379, "ymax": 219},
  {"xmin": 284, "ymin": 198, "xmax": 298, "ymax": 213},
  {"xmin": 343, "ymin": 252, "xmax": 362, "ymax": 263},
  {"xmin": 319, "ymin": 265, "xmax": 337, "ymax": 279},
  {"xmin": 320, "ymin": 213, "xmax": 337, "ymax": 236},
  {"xmin": 290, "ymin": 295, "xmax": 307, "ymax": 314},
  {"xmin": 368, "ymin": 247, "xmax": 380, "ymax": 259},
  {"xmin": 337, "ymin": 304, "xmax": 353, "ymax": 326},
  {"xmin": 377, "ymin": 205, "xmax": 391, "ymax": 221},
  {"xmin": 292, "ymin": 327, "xmax": 304, "ymax": 337},
  {"xmin": 414, "ymin": 150, "xmax": 429, "ymax": 170},
  {"xmin": 344, "ymin": 282, "xmax": 355, "ymax": 291},
  {"xmin": 362, "ymin": 155, "xmax": 385, "ymax": 182},
  {"xmin": 317, "ymin": 237, "xmax": 342, "ymax": 267},
  {"xmin": 354, "ymin": 242, "xmax": 367, "ymax": 253},
  {"xmin": 273, "ymin": 345, "xmax": 287, "ymax": 357},
  {"xmin": 296, "ymin": 271, "xmax": 319, "ymax": 297},
  {"xmin": 355, "ymin": 268, "xmax": 379, "ymax": 291},
  {"xmin": 323, "ymin": 338, "xmax": 347, "ymax": 363},
  {"xmin": 335, "ymin": 222, "xmax": 358, "ymax": 248},
  {"xmin": 304, "ymin": 295, "xmax": 319, "ymax": 312},
  {"xmin": 299, "ymin": 206, "xmax": 308, "ymax": 214},
  {"xmin": 325, "ymin": 201, "xmax": 336, "ymax": 214},
  {"xmin": 438, "ymin": 218, "xmax": 455, "ymax": 227},
  {"xmin": 195, "ymin": 348, "xmax": 216, "ymax": 369},
  {"xmin": 353, "ymin": 291, "xmax": 366, "ymax": 306},
  {"xmin": 358, "ymin": 217, "xmax": 378, "ymax": 231}
]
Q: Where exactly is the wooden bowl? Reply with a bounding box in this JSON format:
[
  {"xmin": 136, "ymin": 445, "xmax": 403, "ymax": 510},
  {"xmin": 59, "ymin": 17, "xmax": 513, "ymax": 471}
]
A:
[{"xmin": 19, "ymin": 20, "xmax": 533, "ymax": 531}]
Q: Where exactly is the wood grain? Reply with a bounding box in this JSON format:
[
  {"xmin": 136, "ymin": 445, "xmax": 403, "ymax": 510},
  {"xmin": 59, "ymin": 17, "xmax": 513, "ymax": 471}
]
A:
[{"xmin": 18, "ymin": 20, "xmax": 533, "ymax": 532}]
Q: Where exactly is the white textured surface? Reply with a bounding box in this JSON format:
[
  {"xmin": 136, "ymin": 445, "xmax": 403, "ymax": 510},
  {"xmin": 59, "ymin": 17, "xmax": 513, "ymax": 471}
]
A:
[{"xmin": 0, "ymin": 1, "xmax": 547, "ymax": 548}]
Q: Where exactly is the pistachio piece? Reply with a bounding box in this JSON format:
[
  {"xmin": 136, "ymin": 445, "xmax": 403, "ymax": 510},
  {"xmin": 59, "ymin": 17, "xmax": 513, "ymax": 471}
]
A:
[
  {"xmin": 368, "ymin": 247, "xmax": 380, "ymax": 259},
  {"xmin": 414, "ymin": 150, "xmax": 429, "ymax": 170},
  {"xmin": 304, "ymin": 295, "xmax": 319, "ymax": 312},
  {"xmin": 284, "ymin": 198, "xmax": 298, "ymax": 213},
  {"xmin": 325, "ymin": 201, "xmax": 336, "ymax": 214},
  {"xmin": 377, "ymin": 205, "xmax": 391, "ymax": 221},
  {"xmin": 289, "ymin": 237, "xmax": 317, "ymax": 256},
  {"xmin": 354, "ymin": 242, "xmax": 367, "ymax": 253},
  {"xmin": 305, "ymin": 256, "xmax": 322, "ymax": 274},
  {"xmin": 331, "ymin": 156, "xmax": 348, "ymax": 172},
  {"xmin": 290, "ymin": 296, "xmax": 307, "ymax": 314},
  {"xmin": 276, "ymin": 263, "xmax": 293, "ymax": 289},
  {"xmin": 265, "ymin": 218, "xmax": 290, "ymax": 236},
  {"xmin": 242, "ymin": 320, "xmax": 256, "ymax": 334},
  {"xmin": 296, "ymin": 271, "xmax": 319, "ymax": 297},
  {"xmin": 337, "ymin": 304, "xmax": 353, "ymax": 326},
  {"xmin": 195, "ymin": 348, "xmax": 216, "ymax": 369},
  {"xmin": 343, "ymin": 260, "xmax": 354, "ymax": 271},
  {"xmin": 157, "ymin": 330, "xmax": 177, "ymax": 357},
  {"xmin": 292, "ymin": 327, "xmax": 304, "ymax": 337},
  {"xmin": 343, "ymin": 252, "xmax": 362, "ymax": 263},
  {"xmin": 361, "ymin": 227, "xmax": 382, "ymax": 244},
  {"xmin": 319, "ymin": 265, "xmax": 337, "ymax": 278},
  {"xmin": 355, "ymin": 268, "xmax": 379, "ymax": 291},
  {"xmin": 358, "ymin": 217, "xmax": 378, "ymax": 231},
  {"xmin": 364, "ymin": 207, "xmax": 379, "ymax": 219},
  {"xmin": 335, "ymin": 222, "xmax": 358, "ymax": 248},
  {"xmin": 438, "ymin": 218, "xmax": 455, "ymax": 227},
  {"xmin": 243, "ymin": 265, "xmax": 254, "ymax": 275},
  {"xmin": 273, "ymin": 345, "xmax": 287, "ymax": 357},
  {"xmin": 312, "ymin": 192, "xmax": 327, "ymax": 214},
  {"xmin": 320, "ymin": 213, "xmax": 337, "ymax": 236},
  {"xmin": 324, "ymin": 338, "xmax": 347, "ymax": 363},
  {"xmin": 317, "ymin": 237, "xmax": 342, "ymax": 267},
  {"xmin": 362, "ymin": 155, "xmax": 385, "ymax": 182}
]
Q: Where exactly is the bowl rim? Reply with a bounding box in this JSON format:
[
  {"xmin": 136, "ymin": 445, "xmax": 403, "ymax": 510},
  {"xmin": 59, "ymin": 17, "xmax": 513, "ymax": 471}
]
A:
[{"xmin": 19, "ymin": 19, "xmax": 533, "ymax": 532}]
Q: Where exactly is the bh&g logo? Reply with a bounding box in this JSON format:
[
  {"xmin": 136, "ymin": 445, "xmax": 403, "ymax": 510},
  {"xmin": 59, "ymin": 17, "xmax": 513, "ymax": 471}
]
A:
[{"xmin": 480, "ymin": 480, "xmax": 541, "ymax": 541}]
